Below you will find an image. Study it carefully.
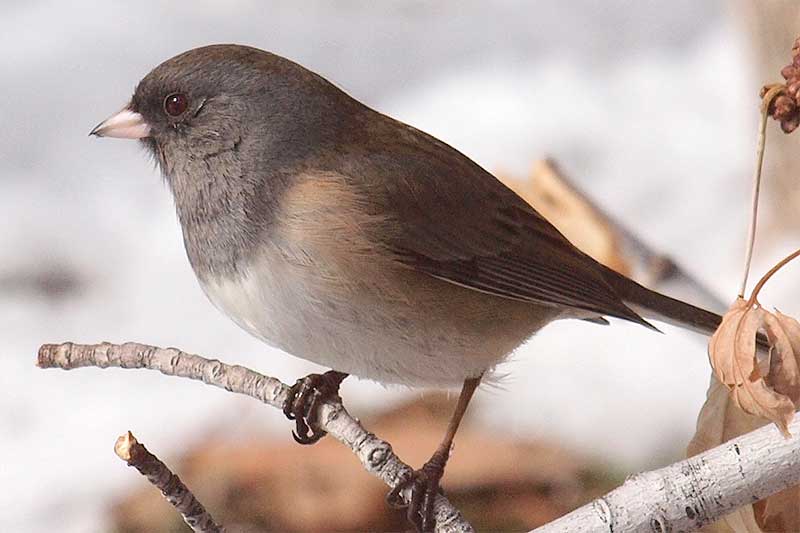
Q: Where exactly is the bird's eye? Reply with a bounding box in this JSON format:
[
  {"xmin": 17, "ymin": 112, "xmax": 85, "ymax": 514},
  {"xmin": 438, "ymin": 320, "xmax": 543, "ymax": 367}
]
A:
[{"xmin": 163, "ymin": 93, "xmax": 188, "ymax": 117}]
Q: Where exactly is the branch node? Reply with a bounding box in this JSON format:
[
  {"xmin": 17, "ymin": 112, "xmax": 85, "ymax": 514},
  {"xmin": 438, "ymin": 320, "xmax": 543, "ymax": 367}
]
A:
[{"xmin": 368, "ymin": 442, "xmax": 393, "ymax": 469}]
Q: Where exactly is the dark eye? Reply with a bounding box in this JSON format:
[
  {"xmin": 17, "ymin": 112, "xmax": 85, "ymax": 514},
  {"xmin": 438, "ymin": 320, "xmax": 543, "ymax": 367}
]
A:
[{"xmin": 163, "ymin": 93, "xmax": 188, "ymax": 117}]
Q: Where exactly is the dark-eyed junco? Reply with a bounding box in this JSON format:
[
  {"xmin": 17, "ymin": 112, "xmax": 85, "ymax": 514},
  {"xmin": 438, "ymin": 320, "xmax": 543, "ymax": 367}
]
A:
[{"xmin": 92, "ymin": 44, "xmax": 723, "ymax": 531}]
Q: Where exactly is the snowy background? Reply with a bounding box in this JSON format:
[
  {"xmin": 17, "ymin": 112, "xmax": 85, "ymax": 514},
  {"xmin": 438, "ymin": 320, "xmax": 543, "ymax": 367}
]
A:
[{"xmin": 2, "ymin": 1, "xmax": 794, "ymax": 531}]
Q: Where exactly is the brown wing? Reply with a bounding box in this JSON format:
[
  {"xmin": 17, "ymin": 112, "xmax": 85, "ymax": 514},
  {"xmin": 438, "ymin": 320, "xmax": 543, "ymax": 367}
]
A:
[{"xmin": 348, "ymin": 115, "xmax": 651, "ymax": 327}]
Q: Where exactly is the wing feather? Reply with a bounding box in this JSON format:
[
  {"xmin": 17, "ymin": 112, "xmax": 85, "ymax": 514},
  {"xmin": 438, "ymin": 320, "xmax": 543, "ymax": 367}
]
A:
[{"xmin": 345, "ymin": 114, "xmax": 652, "ymax": 327}]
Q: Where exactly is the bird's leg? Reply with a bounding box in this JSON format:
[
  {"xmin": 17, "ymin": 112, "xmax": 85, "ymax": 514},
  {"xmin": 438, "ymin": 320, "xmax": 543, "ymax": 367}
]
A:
[
  {"xmin": 386, "ymin": 376, "xmax": 481, "ymax": 533},
  {"xmin": 282, "ymin": 370, "xmax": 348, "ymax": 445}
]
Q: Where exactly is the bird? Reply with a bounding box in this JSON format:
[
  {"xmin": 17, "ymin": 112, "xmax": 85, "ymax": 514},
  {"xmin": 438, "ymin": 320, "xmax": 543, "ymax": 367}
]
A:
[{"xmin": 91, "ymin": 44, "xmax": 725, "ymax": 532}]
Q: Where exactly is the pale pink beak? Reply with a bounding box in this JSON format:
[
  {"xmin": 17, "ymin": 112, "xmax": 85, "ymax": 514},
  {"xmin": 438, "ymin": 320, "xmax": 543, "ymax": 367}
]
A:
[{"xmin": 90, "ymin": 107, "xmax": 151, "ymax": 139}]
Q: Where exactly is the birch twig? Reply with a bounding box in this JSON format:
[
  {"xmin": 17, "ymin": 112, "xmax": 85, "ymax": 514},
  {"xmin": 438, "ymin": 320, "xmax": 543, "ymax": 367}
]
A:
[
  {"xmin": 114, "ymin": 431, "xmax": 222, "ymax": 533},
  {"xmin": 532, "ymin": 414, "xmax": 800, "ymax": 533},
  {"xmin": 37, "ymin": 341, "xmax": 474, "ymax": 533}
]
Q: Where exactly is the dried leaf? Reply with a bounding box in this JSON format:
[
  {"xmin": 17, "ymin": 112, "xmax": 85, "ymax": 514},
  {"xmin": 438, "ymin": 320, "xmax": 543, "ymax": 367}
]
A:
[
  {"xmin": 753, "ymin": 487, "xmax": 800, "ymax": 532},
  {"xmin": 765, "ymin": 312, "xmax": 800, "ymax": 404},
  {"xmin": 687, "ymin": 377, "xmax": 766, "ymax": 457},
  {"xmin": 708, "ymin": 299, "xmax": 758, "ymax": 386},
  {"xmin": 694, "ymin": 300, "xmax": 800, "ymax": 533},
  {"xmin": 708, "ymin": 299, "xmax": 796, "ymax": 435},
  {"xmin": 732, "ymin": 378, "xmax": 794, "ymax": 437},
  {"xmin": 723, "ymin": 507, "xmax": 766, "ymax": 533}
]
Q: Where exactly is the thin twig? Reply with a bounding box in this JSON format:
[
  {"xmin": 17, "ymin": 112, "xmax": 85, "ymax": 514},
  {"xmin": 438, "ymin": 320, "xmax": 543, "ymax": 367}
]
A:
[
  {"xmin": 747, "ymin": 246, "xmax": 800, "ymax": 306},
  {"xmin": 37, "ymin": 342, "xmax": 474, "ymax": 533},
  {"xmin": 114, "ymin": 431, "xmax": 222, "ymax": 533},
  {"xmin": 739, "ymin": 84, "xmax": 784, "ymax": 298}
]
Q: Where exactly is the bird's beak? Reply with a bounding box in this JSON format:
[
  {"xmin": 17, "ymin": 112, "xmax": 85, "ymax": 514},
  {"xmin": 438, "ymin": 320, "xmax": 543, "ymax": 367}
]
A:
[{"xmin": 89, "ymin": 106, "xmax": 151, "ymax": 139}]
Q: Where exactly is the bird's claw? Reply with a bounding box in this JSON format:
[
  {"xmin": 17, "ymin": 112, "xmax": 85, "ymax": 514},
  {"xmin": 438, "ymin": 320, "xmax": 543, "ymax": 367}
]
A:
[
  {"xmin": 282, "ymin": 370, "xmax": 347, "ymax": 445},
  {"xmin": 386, "ymin": 454, "xmax": 446, "ymax": 533}
]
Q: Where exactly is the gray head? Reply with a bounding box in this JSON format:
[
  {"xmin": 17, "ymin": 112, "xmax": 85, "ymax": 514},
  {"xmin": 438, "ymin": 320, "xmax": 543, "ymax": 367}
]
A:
[
  {"xmin": 91, "ymin": 44, "xmax": 365, "ymax": 277},
  {"xmin": 92, "ymin": 44, "xmax": 362, "ymax": 178}
]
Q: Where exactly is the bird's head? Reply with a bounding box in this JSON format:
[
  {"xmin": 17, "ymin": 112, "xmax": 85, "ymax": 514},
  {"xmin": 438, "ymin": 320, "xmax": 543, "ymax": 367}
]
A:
[{"xmin": 91, "ymin": 44, "xmax": 358, "ymax": 179}]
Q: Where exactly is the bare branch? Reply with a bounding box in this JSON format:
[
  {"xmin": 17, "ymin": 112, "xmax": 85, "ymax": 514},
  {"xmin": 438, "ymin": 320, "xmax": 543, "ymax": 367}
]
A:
[
  {"xmin": 37, "ymin": 342, "xmax": 474, "ymax": 533},
  {"xmin": 114, "ymin": 431, "xmax": 222, "ymax": 533},
  {"xmin": 531, "ymin": 414, "xmax": 800, "ymax": 533},
  {"xmin": 43, "ymin": 341, "xmax": 800, "ymax": 533}
]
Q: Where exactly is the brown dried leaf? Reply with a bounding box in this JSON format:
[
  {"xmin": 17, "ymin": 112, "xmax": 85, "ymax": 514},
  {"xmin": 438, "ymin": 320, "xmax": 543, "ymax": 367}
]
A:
[
  {"xmin": 708, "ymin": 299, "xmax": 796, "ymax": 435},
  {"xmin": 732, "ymin": 378, "xmax": 794, "ymax": 437},
  {"xmin": 723, "ymin": 508, "xmax": 768, "ymax": 533},
  {"xmin": 753, "ymin": 487, "xmax": 800, "ymax": 532},
  {"xmin": 765, "ymin": 312, "xmax": 800, "ymax": 404},
  {"xmin": 687, "ymin": 377, "xmax": 767, "ymax": 457},
  {"xmin": 694, "ymin": 300, "xmax": 800, "ymax": 533},
  {"xmin": 708, "ymin": 298, "xmax": 763, "ymax": 388}
]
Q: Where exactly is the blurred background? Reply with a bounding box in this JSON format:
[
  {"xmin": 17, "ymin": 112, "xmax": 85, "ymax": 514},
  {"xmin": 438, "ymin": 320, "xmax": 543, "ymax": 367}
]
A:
[{"xmin": 3, "ymin": 1, "xmax": 800, "ymax": 531}]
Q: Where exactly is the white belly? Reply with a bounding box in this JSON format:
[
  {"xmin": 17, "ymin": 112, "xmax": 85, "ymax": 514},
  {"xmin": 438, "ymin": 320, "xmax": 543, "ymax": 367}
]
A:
[{"xmin": 198, "ymin": 245, "xmax": 544, "ymax": 387}]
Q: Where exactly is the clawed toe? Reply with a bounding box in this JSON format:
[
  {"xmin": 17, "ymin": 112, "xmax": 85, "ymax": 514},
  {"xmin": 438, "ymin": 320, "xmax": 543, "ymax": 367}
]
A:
[
  {"xmin": 282, "ymin": 370, "xmax": 347, "ymax": 445},
  {"xmin": 386, "ymin": 455, "xmax": 446, "ymax": 533}
]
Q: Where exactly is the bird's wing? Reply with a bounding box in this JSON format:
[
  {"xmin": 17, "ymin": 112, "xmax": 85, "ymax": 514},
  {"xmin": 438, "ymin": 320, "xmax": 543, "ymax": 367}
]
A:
[{"xmin": 351, "ymin": 118, "xmax": 649, "ymax": 326}]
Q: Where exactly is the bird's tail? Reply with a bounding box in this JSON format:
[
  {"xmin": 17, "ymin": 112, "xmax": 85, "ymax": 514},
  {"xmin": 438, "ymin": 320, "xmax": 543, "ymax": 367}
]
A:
[{"xmin": 600, "ymin": 265, "xmax": 723, "ymax": 336}]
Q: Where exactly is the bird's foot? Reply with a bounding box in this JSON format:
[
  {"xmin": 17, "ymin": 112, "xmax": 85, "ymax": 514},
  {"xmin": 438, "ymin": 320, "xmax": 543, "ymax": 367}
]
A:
[
  {"xmin": 282, "ymin": 370, "xmax": 347, "ymax": 445},
  {"xmin": 386, "ymin": 450, "xmax": 447, "ymax": 533}
]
